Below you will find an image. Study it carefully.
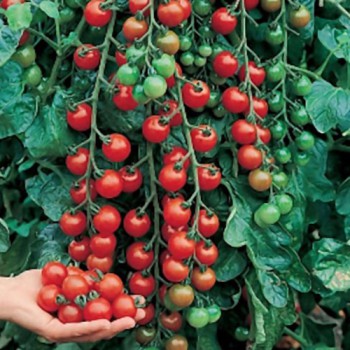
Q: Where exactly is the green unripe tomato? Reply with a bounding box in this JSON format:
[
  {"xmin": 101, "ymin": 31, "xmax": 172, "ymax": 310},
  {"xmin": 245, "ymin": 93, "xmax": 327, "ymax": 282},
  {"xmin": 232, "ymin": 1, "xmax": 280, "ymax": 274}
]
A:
[
  {"xmin": 235, "ymin": 327, "xmax": 250, "ymax": 342},
  {"xmin": 200, "ymin": 25, "xmax": 216, "ymax": 39},
  {"xmin": 268, "ymin": 91, "xmax": 284, "ymax": 113},
  {"xmin": 180, "ymin": 51, "xmax": 195, "ymax": 66},
  {"xmin": 210, "ymin": 71, "xmax": 227, "ymax": 85},
  {"xmin": 126, "ymin": 45, "xmax": 146, "ymax": 68},
  {"xmin": 292, "ymin": 75, "xmax": 312, "ymax": 96},
  {"xmin": 255, "ymin": 203, "xmax": 281, "ymax": 226},
  {"xmin": 194, "ymin": 55, "xmax": 207, "ymax": 67},
  {"xmin": 265, "ymin": 24, "xmax": 284, "ymax": 46},
  {"xmin": 186, "ymin": 307, "xmax": 210, "ymax": 328},
  {"xmin": 116, "ymin": 64, "xmax": 140, "ymax": 86},
  {"xmin": 12, "ymin": 45, "xmax": 36, "ymax": 68},
  {"xmin": 275, "ymin": 147, "xmax": 291, "ymax": 164},
  {"xmin": 206, "ymin": 90, "xmax": 221, "ymax": 108},
  {"xmin": 295, "ymin": 131, "xmax": 315, "ymax": 150},
  {"xmin": 184, "ymin": 65, "xmax": 199, "ymax": 75},
  {"xmin": 207, "ymin": 304, "xmax": 221, "ymax": 323},
  {"xmin": 179, "ymin": 35, "xmax": 192, "ymax": 51},
  {"xmin": 272, "ymin": 172, "xmax": 289, "ymax": 189},
  {"xmin": 294, "ymin": 151, "xmax": 310, "ymax": 166},
  {"xmin": 59, "ymin": 7, "xmax": 75, "ymax": 24},
  {"xmin": 290, "ymin": 105, "xmax": 309, "ymax": 126},
  {"xmin": 192, "ymin": 106, "xmax": 205, "ymax": 113},
  {"xmin": 266, "ymin": 62, "xmax": 285, "ymax": 83},
  {"xmin": 193, "ymin": 0, "xmax": 212, "ymax": 16},
  {"xmin": 24, "ymin": 64, "xmax": 42, "ymax": 87},
  {"xmin": 164, "ymin": 293, "xmax": 182, "ymax": 312},
  {"xmin": 152, "ymin": 53, "xmax": 175, "ymax": 78},
  {"xmin": 133, "ymin": 84, "xmax": 150, "ymax": 104},
  {"xmin": 213, "ymin": 105, "xmax": 226, "ymax": 118},
  {"xmin": 275, "ymin": 194, "xmax": 293, "ymax": 215},
  {"xmin": 143, "ymin": 75, "xmax": 167, "ymax": 99},
  {"xmin": 210, "ymin": 43, "xmax": 224, "ymax": 59},
  {"xmin": 82, "ymin": 26, "xmax": 106, "ymax": 45},
  {"xmin": 198, "ymin": 44, "xmax": 213, "ymax": 57},
  {"xmin": 271, "ymin": 120, "xmax": 287, "ymax": 140},
  {"xmin": 65, "ymin": 0, "xmax": 84, "ymax": 8}
]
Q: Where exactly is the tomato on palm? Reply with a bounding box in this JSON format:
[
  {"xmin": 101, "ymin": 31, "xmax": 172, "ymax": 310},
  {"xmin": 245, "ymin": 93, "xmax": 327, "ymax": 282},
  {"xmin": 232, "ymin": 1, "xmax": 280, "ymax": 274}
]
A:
[
  {"xmin": 197, "ymin": 164, "xmax": 222, "ymax": 191},
  {"xmin": 162, "ymin": 257, "xmax": 189, "ymax": 282},
  {"xmin": 142, "ymin": 115, "xmax": 170, "ymax": 143},
  {"xmin": 190, "ymin": 125, "xmax": 218, "ymax": 152},
  {"xmin": 123, "ymin": 209, "xmax": 151, "ymax": 237},
  {"xmin": 92, "ymin": 205, "xmax": 121, "ymax": 233},
  {"xmin": 160, "ymin": 312, "xmax": 182, "ymax": 332},
  {"xmin": 222, "ymin": 87, "xmax": 249, "ymax": 114},
  {"xmin": 67, "ymin": 103, "xmax": 92, "ymax": 131},
  {"xmin": 58, "ymin": 304, "xmax": 83, "ymax": 323},
  {"xmin": 211, "ymin": 8, "xmax": 237, "ymax": 34},
  {"xmin": 84, "ymin": 0, "xmax": 112, "ymax": 27},
  {"xmin": 126, "ymin": 242, "xmax": 154, "ymax": 270},
  {"xmin": 123, "ymin": 17, "xmax": 148, "ymax": 42},
  {"xmin": 238, "ymin": 61, "xmax": 266, "ymax": 87},
  {"xmin": 159, "ymin": 164, "xmax": 187, "ymax": 192},
  {"xmin": 59, "ymin": 211, "xmax": 86, "ymax": 237},
  {"xmin": 74, "ymin": 44, "xmax": 100, "ymax": 70},
  {"xmin": 112, "ymin": 294, "xmax": 137, "ymax": 319},
  {"xmin": 113, "ymin": 84, "xmax": 138, "ymax": 111},
  {"xmin": 213, "ymin": 51, "xmax": 238, "ymax": 78},
  {"xmin": 160, "ymin": 100, "xmax": 183, "ymax": 126},
  {"xmin": 62, "ymin": 275, "xmax": 90, "ymax": 301},
  {"xmin": 195, "ymin": 241, "xmax": 219, "ymax": 265},
  {"xmin": 163, "ymin": 146, "xmax": 190, "ymax": 169},
  {"xmin": 42, "ymin": 262, "xmax": 67, "ymax": 287},
  {"xmin": 86, "ymin": 254, "xmax": 113, "ymax": 272},
  {"xmin": 37, "ymin": 285, "xmax": 61, "ymax": 312},
  {"xmin": 163, "ymin": 198, "xmax": 191, "ymax": 228},
  {"xmin": 191, "ymin": 267, "xmax": 216, "ymax": 291},
  {"xmin": 168, "ymin": 231, "xmax": 195, "ymax": 259},
  {"xmin": 129, "ymin": 272, "xmax": 156, "ymax": 297},
  {"xmin": 90, "ymin": 233, "xmax": 116, "ymax": 258},
  {"xmin": 102, "ymin": 133, "xmax": 131, "ymax": 162},
  {"xmin": 95, "ymin": 169, "xmax": 123, "ymax": 198},
  {"xmin": 70, "ymin": 179, "xmax": 97, "ymax": 204},
  {"xmin": 138, "ymin": 303, "xmax": 155, "ymax": 325},
  {"xmin": 157, "ymin": 0, "xmax": 185, "ymax": 27},
  {"xmin": 84, "ymin": 297, "xmax": 112, "ymax": 321},
  {"xmin": 231, "ymin": 119, "xmax": 256, "ymax": 144},
  {"xmin": 68, "ymin": 237, "xmax": 91, "ymax": 262},
  {"xmin": 119, "ymin": 166, "xmax": 143, "ymax": 192},
  {"xmin": 198, "ymin": 210, "xmax": 219, "ymax": 237},
  {"xmin": 182, "ymin": 80, "xmax": 210, "ymax": 108},
  {"xmin": 95, "ymin": 273, "xmax": 123, "ymax": 301},
  {"xmin": 237, "ymin": 145, "xmax": 263, "ymax": 170}
]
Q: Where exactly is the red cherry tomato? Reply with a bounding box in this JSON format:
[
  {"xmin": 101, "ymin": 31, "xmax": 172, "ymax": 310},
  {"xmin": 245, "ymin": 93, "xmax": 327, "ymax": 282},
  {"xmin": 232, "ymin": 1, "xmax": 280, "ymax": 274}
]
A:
[
  {"xmin": 160, "ymin": 249, "xmax": 172, "ymax": 264},
  {"xmin": 178, "ymin": 0, "xmax": 191, "ymax": 19},
  {"xmin": 86, "ymin": 254, "xmax": 113, "ymax": 272},
  {"xmin": 112, "ymin": 294, "xmax": 137, "ymax": 319},
  {"xmin": 197, "ymin": 164, "xmax": 222, "ymax": 191},
  {"xmin": 238, "ymin": 61, "xmax": 266, "ymax": 87},
  {"xmin": 160, "ymin": 311, "xmax": 183, "ymax": 332},
  {"xmin": 191, "ymin": 267, "xmax": 216, "ymax": 291},
  {"xmin": 95, "ymin": 169, "xmax": 123, "ymax": 198},
  {"xmin": 161, "ymin": 223, "xmax": 188, "ymax": 242},
  {"xmin": 62, "ymin": 275, "xmax": 90, "ymax": 301},
  {"xmin": 113, "ymin": 84, "xmax": 138, "ymax": 111},
  {"xmin": 160, "ymin": 100, "xmax": 183, "ymax": 127},
  {"xmin": 129, "ymin": 272, "xmax": 156, "ymax": 297},
  {"xmin": 66, "ymin": 148, "xmax": 89, "ymax": 176},
  {"xmin": 92, "ymin": 205, "xmax": 121, "ymax": 233},
  {"xmin": 257, "ymin": 125, "xmax": 271, "ymax": 144},
  {"xmin": 129, "ymin": 0, "xmax": 150, "ymax": 15},
  {"xmin": 142, "ymin": 115, "xmax": 170, "ymax": 143},
  {"xmin": 162, "ymin": 257, "xmax": 189, "ymax": 282},
  {"xmin": 59, "ymin": 211, "xmax": 86, "ymax": 237},
  {"xmin": 119, "ymin": 166, "xmax": 143, "ymax": 192},
  {"xmin": 0, "ymin": 0, "xmax": 24, "ymax": 10},
  {"xmin": 84, "ymin": 297, "xmax": 112, "ymax": 321},
  {"xmin": 198, "ymin": 209, "xmax": 220, "ymax": 238},
  {"xmin": 68, "ymin": 237, "xmax": 91, "ymax": 262},
  {"xmin": 166, "ymin": 63, "xmax": 182, "ymax": 88},
  {"xmin": 190, "ymin": 125, "xmax": 218, "ymax": 153},
  {"xmin": 90, "ymin": 233, "xmax": 117, "ymax": 258},
  {"xmin": 245, "ymin": 96, "xmax": 268, "ymax": 118},
  {"xmin": 58, "ymin": 304, "xmax": 84, "ymax": 323},
  {"xmin": 211, "ymin": 7, "xmax": 237, "ymax": 35},
  {"xmin": 42, "ymin": 262, "xmax": 67, "ymax": 287},
  {"xmin": 74, "ymin": 44, "xmax": 101, "ymax": 70},
  {"xmin": 123, "ymin": 16, "xmax": 148, "ymax": 42},
  {"xmin": 213, "ymin": 51, "xmax": 239, "ymax": 78},
  {"xmin": 237, "ymin": 145, "xmax": 263, "ymax": 170},
  {"xmin": 123, "ymin": 209, "xmax": 151, "ymax": 238},
  {"xmin": 195, "ymin": 241, "xmax": 219, "ymax": 265},
  {"xmin": 70, "ymin": 179, "xmax": 97, "ymax": 204},
  {"xmin": 66, "ymin": 103, "xmax": 92, "ymax": 131},
  {"xmin": 157, "ymin": 0, "xmax": 185, "ymax": 27},
  {"xmin": 67, "ymin": 266, "xmax": 84, "ymax": 276},
  {"xmin": 222, "ymin": 87, "xmax": 249, "ymax": 114},
  {"xmin": 102, "ymin": 133, "xmax": 131, "ymax": 162},
  {"xmin": 163, "ymin": 146, "xmax": 190, "ymax": 169},
  {"xmin": 163, "ymin": 198, "xmax": 191, "ymax": 228},
  {"xmin": 231, "ymin": 119, "xmax": 257, "ymax": 144},
  {"xmin": 168, "ymin": 231, "xmax": 195, "ymax": 259},
  {"xmin": 37, "ymin": 285, "xmax": 61, "ymax": 312},
  {"xmin": 84, "ymin": 0, "xmax": 112, "ymax": 27},
  {"xmin": 126, "ymin": 242, "xmax": 154, "ymax": 270},
  {"xmin": 159, "ymin": 163, "xmax": 187, "ymax": 192},
  {"xmin": 244, "ymin": 0, "xmax": 259, "ymax": 10},
  {"xmin": 82, "ymin": 270, "xmax": 98, "ymax": 289},
  {"xmin": 19, "ymin": 30, "xmax": 30, "ymax": 46},
  {"xmin": 182, "ymin": 80, "xmax": 210, "ymax": 109},
  {"xmin": 95, "ymin": 273, "xmax": 124, "ymax": 301},
  {"xmin": 138, "ymin": 303, "xmax": 155, "ymax": 325}
]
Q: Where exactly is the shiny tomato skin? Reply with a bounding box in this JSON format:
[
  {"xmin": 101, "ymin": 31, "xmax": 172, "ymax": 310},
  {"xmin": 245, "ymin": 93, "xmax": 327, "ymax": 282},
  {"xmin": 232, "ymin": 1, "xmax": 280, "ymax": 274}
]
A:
[
  {"xmin": 161, "ymin": 223, "xmax": 187, "ymax": 242},
  {"xmin": 90, "ymin": 233, "xmax": 117, "ymax": 258},
  {"xmin": 84, "ymin": 0, "xmax": 112, "ymax": 27},
  {"xmin": 159, "ymin": 164, "xmax": 187, "ymax": 192},
  {"xmin": 168, "ymin": 231, "xmax": 195, "ymax": 259},
  {"xmin": 142, "ymin": 115, "xmax": 170, "ymax": 143},
  {"xmin": 160, "ymin": 249, "xmax": 172, "ymax": 265},
  {"xmin": 178, "ymin": 0, "xmax": 191, "ymax": 19},
  {"xmin": 246, "ymin": 97, "xmax": 268, "ymax": 118},
  {"xmin": 198, "ymin": 209, "xmax": 219, "ymax": 237},
  {"xmin": 129, "ymin": 272, "xmax": 156, "ymax": 297},
  {"xmin": 197, "ymin": 164, "xmax": 222, "ymax": 191},
  {"xmin": 95, "ymin": 273, "xmax": 124, "ymax": 301},
  {"xmin": 102, "ymin": 133, "xmax": 131, "ymax": 162},
  {"xmin": 67, "ymin": 103, "xmax": 92, "ymax": 131},
  {"xmin": 37, "ymin": 285, "xmax": 61, "ymax": 312},
  {"xmin": 74, "ymin": 44, "xmax": 101, "ymax": 70},
  {"xmin": 211, "ymin": 8, "xmax": 237, "ymax": 35},
  {"xmin": 112, "ymin": 294, "xmax": 137, "ymax": 319},
  {"xmin": 157, "ymin": 0, "xmax": 185, "ymax": 27},
  {"xmin": 115, "ymin": 49, "xmax": 128, "ymax": 66},
  {"xmin": 162, "ymin": 257, "xmax": 189, "ymax": 282},
  {"xmin": 62, "ymin": 275, "xmax": 90, "ymax": 301},
  {"xmin": 163, "ymin": 146, "xmax": 190, "ymax": 169},
  {"xmin": 113, "ymin": 84, "xmax": 138, "ymax": 111},
  {"xmin": 222, "ymin": 87, "xmax": 249, "ymax": 114},
  {"xmin": 256, "ymin": 125, "xmax": 271, "ymax": 144},
  {"xmin": 129, "ymin": 0, "xmax": 150, "ymax": 15},
  {"xmin": 0, "ymin": 0, "xmax": 24, "ymax": 9},
  {"xmin": 138, "ymin": 303, "xmax": 155, "ymax": 325},
  {"xmin": 92, "ymin": 205, "xmax": 121, "ymax": 233},
  {"xmin": 126, "ymin": 242, "xmax": 154, "ymax": 270},
  {"xmin": 168, "ymin": 284, "xmax": 194, "ymax": 308},
  {"xmin": 95, "ymin": 169, "xmax": 123, "ymax": 198},
  {"xmin": 248, "ymin": 169, "xmax": 272, "ymax": 192},
  {"xmin": 84, "ymin": 297, "xmax": 112, "ymax": 321},
  {"xmin": 19, "ymin": 30, "xmax": 30, "ymax": 46},
  {"xmin": 123, "ymin": 209, "xmax": 151, "ymax": 238},
  {"xmin": 160, "ymin": 100, "xmax": 183, "ymax": 127},
  {"xmin": 191, "ymin": 267, "xmax": 216, "ymax": 291},
  {"xmin": 213, "ymin": 51, "xmax": 239, "ymax": 78},
  {"xmin": 119, "ymin": 166, "xmax": 143, "ymax": 192},
  {"xmin": 86, "ymin": 254, "xmax": 113, "ymax": 272},
  {"xmin": 68, "ymin": 237, "xmax": 91, "ymax": 262},
  {"xmin": 42, "ymin": 262, "xmax": 68, "ymax": 287},
  {"xmin": 59, "ymin": 211, "xmax": 86, "ymax": 237},
  {"xmin": 58, "ymin": 304, "xmax": 84, "ymax": 323},
  {"xmin": 161, "ymin": 193, "xmax": 185, "ymax": 209},
  {"xmin": 238, "ymin": 61, "xmax": 266, "ymax": 87},
  {"xmin": 244, "ymin": 0, "xmax": 259, "ymax": 10},
  {"xmin": 195, "ymin": 241, "xmax": 219, "ymax": 266},
  {"xmin": 160, "ymin": 311, "xmax": 183, "ymax": 332},
  {"xmin": 231, "ymin": 119, "xmax": 256, "ymax": 144},
  {"xmin": 237, "ymin": 145, "xmax": 263, "ymax": 170},
  {"xmin": 182, "ymin": 80, "xmax": 210, "ymax": 108},
  {"xmin": 82, "ymin": 270, "xmax": 98, "ymax": 289},
  {"xmin": 70, "ymin": 179, "xmax": 97, "ymax": 204},
  {"xmin": 163, "ymin": 198, "xmax": 191, "ymax": 228},
  {"xmin": 190, "ymin": 125, "xmax": 218, "ymax": 153},
  {"xmin": 67, "ymin": 266, "xmax": 84, "ymax": 276},
  {"xmin": 165, "ymin": 335, "xmax": 189, "ymax": 350},
  {"xmin": 123, "ymin": 17, "xmax": 148, "ymax": 42}
]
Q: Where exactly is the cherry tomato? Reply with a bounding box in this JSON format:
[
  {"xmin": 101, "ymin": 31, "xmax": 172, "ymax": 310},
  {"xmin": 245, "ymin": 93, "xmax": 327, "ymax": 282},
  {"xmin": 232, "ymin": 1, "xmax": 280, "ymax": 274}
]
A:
[
  {"xmin": 186, "ymin": 307, "xmax": 210, "ymax": 328},
  {"xmin": 70, "ymin": 179, "xmax": 97, "ymax": 204},
  {"xmin": 159, "ymin": 164, "xmax": 187, "ymax": 192},
  {"xmin": 193, "ymin": 0, "xmax": 211, "ymax": 16},
  {"xmin": 244, "ymin": 0, "xmax": 259, "ymax": 10},
  {"xmin": 222, "ymin": 87, "xmax": 249, "ymax": 114},
  {"xmin": 129, "ymin": 272, "xmax": 156, "ymax": 297},
  {"xmin": 160, "ymin": 249, "xmax": 172, "ymax": 264},
  {"xmin": 266, "ymin": 61, "xmax": 285, "ymax": 83},
  {"xmin": 198, "ymin": 209, "xmax": 219, "ymax": 237},
  {"xmin": 159, "ymin": 285, "xmax": 168, "ymax": 304},
  {"xmin": 271, "ymin": 120, "xmax": 287, "ymax": 140},
  {"xmin": 165, "ymin": 335, "xmax": 189, "ymax": 350},
  {"xmin": 93, "ymin": 205, "xmax": 121, "ymax": 233},
  {"xmin": 123, "ymin": 16, "xmax": 148, "ymax": 42},
  {"xmin": 42, "ymin": 262, "xmax": 67, "ymax": 287},
  {"xmin": 237, "ymin": 145, "xmax": 263, "ymax": 170},
  {"xmin": 178, "ymin": 0, "xmax": 191, "ymax": 19},
  {"xmin": 191, "ymin": 267, "xmax": 216, "ymax": 291},
  {"xmin": 95, "ymin": 169, "xmax": 123, "ymax": 198},
  {"xmin": 74, "ymin": 44, "xmax": 100, "ymax": 70},
  {"xmin": 163, "ymin": 198, "xmax": 191, "ymax": 228},
  {"xmin": 190, "ymin": 125, "xmax": 218, "ymax": 152},
  {"xmin": 248, "ymin": 169, "xmax": 272, "ymax": 192},
  {"xmin": 102, "ymin": 133, "xmax": 131, "ymax": 162},
  {"xmin": 275, "ymin": 194, "xmax": 293, "ymax": 215},
  {"xmin": 135, "ymin": 327, "xmax": 156, "ymax": 345},
  {"xmin": 211, "ymin": 7, "xmax": 237, "ymax": 35},
  {"xmin": 168, "ymin": 284, "xmax": 194, "ymax": 308},
  {"xmin": 254, "ymin": 203, "xmax": 281, "ymax": 226},
  {"xmin": 156, "ymin": 30, "xmax": 180, "ymax": 55},
  {"xmin": 84, "ymin": 297, "xmax": 112, "ymax": 321},
  {"xmin": 37, "ymin": 285, "xmax": 61, "ymax": 312},
  {"xmin": 59, "ymin": 211, "xmax": 86, "ymax": 237},
  {"xmin": 247, "ymin": 96, "xmax": 268, "ymax": 118},
  {"xmin": 112, "ymin": 294, "xmax": 137, "ymax": 319},
  {"xmin": 66, "ymin": 103, "xmax": 92, "ymax": 131},
  {"xmin": 119, "ymin": 166, "xmax": 143, "ymax": 192},
  {"xmin": 275, "ymin": 147, "xmax": 291, "ymax": 164},
  {"xmin": 168, "ymin": 231, "xmax": 195, "ymax": 259},
  {"xmin": 95, "ymin": 273, "xmax": 123, "ymax": 301},
  {"xmin": 142, "ymin": 115, "xmax": 170, "ymax": 143},
  {"xmin": 182, "ymin": 80, "xmax": 210, "ymax": 109},
  {"xmin": 235, "ymin": 327, "xmax": 250, "ymax": 341},
  {"xmin": 197, "ymin": 164, "xmax": 222, "ymax": 191},
  {"xmin": 138, "ymin": 303, "xmax": 155, "ymax": 325},
  {"xmin": 157, "ymin": 0, "xmax": 184, "ymax": 27},
  {"xmin": 123, "ymin": 209, "xmax": 151, "ymax": 238},
  {"xmin": 289, "ymin": 5, "xmax": 310, "ymax": 28},
  {"xmin": 290, "ymin": 105, "xmax": 309, "ymax": 126},
  {"xmin": 19, "ymin": 30, "xmax": 30, "ymax": 46},
  {"xmin": 62, "ymin": 275, "xmax": 90, "ymax": 301},
  {"xmin": 162, "ymin": 257, "xmax": 189, "ymax": 282},
  {"xmin": 113, "ymin": 84, "xmax": 138, "ymax": 111},
  {"xmin": 265, "ymin": 24, "xmax": 284, "ymax": 46},
  {"xmin": 195, "ymin": 241, "xmax": 219, "ymax": 265},
  {"xmin": 160, "ymin": 100, "xmax": 183, "ymax": 127},
  {"xmin": 82, "ymin": 270, "xmax": 98, "ymax": 289},
  {"xmin": 207, "ymin": 304, "xmax": 222, "ymax": 323},
  {"xmin": 115, "ymin": 47, "xmax": 128, "ymax": 66},
  {"xmin": 84, "ymin": 0, "xmax": 112, "ymax": 27},
  {"xmin": 161, "ymin": 193, "xmax": 185, "ymax": 208},
  {"xmin": 12, "ymin": 45, "xmax": 36, "ymax": 68},
  {"xmin": 68, "ymin": 237, "xmax": 91, "ymax": 262},
  {"xmin": 126, "ymin": 242, "xmax": 154, "ymax": 270},
  {"xmin": 160, "ymin": 311, "xmax": 182, "ymax": 332},
  {"xmin": 213, "ymin": 51, "xmax": 238, "ymax": 78},
  {"xmin": 90, "ymin": 233, "xmax": 116, "ymax": 258},
  {"xmin": 161, "ymin": 223, "xmax": 187, "ymax": 242},
  {"xmin": 58, "ymin": 304, "xmax": 83, "ymax": 323},
  {"xmin": 129, "ymin": 0, "xmax": 149, "ymax": 15},
  {"xmin": 86, "ymin": 254, "xmax": 113, "ymax": 272},
  {"xmin": 163, "ymin": 146, "xmax": 190, "ymax": 169},
  {"xmin": 272, "ymin": 171, "xmax": 289, "ymax": 189},
  {"xmin": 166, "ymin": 63, "xmax": 182, "ymax": 88},
  {"xmin": 256, "ymin": 125, "xmax": 271, "ymax": 144},
  {"xmin": 292, "ymin": 75, "xmax": 312, "ymax": 96},
  {"xmin": 231, "ymin": 119, "xmax": 256, "ymax": 145},
  {"xmin": 0, "ymin": 0, "xmax": 24, "ymax": 9},
  {"xmin": 67, "ymin": 266, "xmax": 84, "ymax": 276},
  {"xmin": 261, "ymin": 0, "xmax": 281, "ymax": 12},
  {"xmin": 295, "ymin": 131, "xmax": 315, "ymax": 150}
]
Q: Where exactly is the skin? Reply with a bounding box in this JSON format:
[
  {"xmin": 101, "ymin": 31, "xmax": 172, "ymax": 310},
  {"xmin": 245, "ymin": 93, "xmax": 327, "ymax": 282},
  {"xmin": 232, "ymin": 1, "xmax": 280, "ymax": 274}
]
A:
[{"xmin": 0, "ymin": 269, "xmax": 145, "ymax": 343}]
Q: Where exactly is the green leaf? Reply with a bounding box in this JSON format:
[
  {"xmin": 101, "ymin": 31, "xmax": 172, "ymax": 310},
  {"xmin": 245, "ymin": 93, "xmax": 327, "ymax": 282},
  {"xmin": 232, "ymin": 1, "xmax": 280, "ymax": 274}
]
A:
[
  {"xmin": 5, "ymin": 3, "xmax": 32, "ymax": 31},
  {"xmin": 197, "ymin": 324, "xmax": 221, "ymax": 350},
  {"xmin": 6, "ymin": 217, "xmax": 39, "ymax": 237},
  {"xmin": 0, "ymin": 19, "xmax": 21, "ymax": 67},
  {"xmin": 335, "ymin": 177, "xmax": 350, "ymax": 215},
  {"xmin": 0, "ymin": 218, "xmax": 10, "ymax": 253},
  {"xmin": 213, "ymin": 241, "xmax": 247, "ymax": 282},
  {"xmin": 39, "ymin": 0, "xmax": 59, "ymax": 18},
  {"xmin": 24, "ymin": 91, "xmax": 81, "ymax": 158},
  {"xmin": 0, "ymin": 61, "xmax": 36, "ymax": 139},
  {"xmin": 208, "ymin": 282, "xmax": 241, "ymax": 310},
  {"xmin": 305, "ymin": 80, "xmax": 350, "ymax": 133}
]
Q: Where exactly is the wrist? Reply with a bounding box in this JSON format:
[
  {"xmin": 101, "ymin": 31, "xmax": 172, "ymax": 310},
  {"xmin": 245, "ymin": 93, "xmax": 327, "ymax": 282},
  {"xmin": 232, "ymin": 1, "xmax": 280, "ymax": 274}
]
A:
[{"xmin": 0, "ymin": 276, "xmax": 17, "ymax": 321}]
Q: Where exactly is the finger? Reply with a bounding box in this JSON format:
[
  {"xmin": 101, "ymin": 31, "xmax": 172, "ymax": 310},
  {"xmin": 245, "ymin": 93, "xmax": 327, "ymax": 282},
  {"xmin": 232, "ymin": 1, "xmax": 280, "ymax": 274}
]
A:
[{"xmin": 134, "ymin": 308, "xmax": 146, "ymax": 322}]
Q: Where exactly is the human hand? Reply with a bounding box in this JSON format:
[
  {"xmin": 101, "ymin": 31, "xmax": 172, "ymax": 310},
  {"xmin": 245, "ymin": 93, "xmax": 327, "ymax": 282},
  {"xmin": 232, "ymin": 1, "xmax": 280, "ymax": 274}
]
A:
[{"xmin": 0, "ymin": 269, "xmax": 145, "ymax": 343}]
